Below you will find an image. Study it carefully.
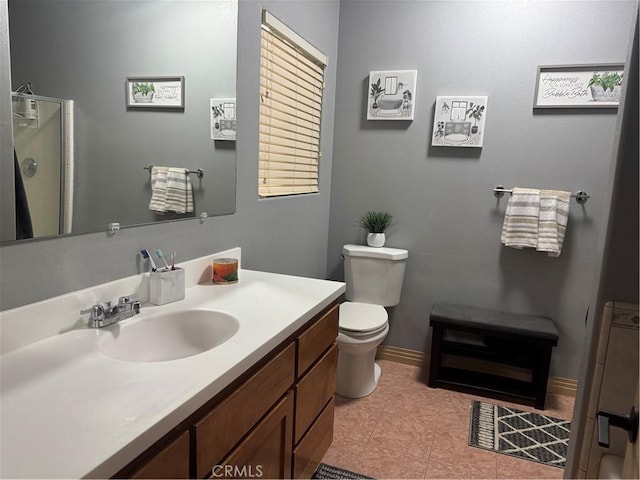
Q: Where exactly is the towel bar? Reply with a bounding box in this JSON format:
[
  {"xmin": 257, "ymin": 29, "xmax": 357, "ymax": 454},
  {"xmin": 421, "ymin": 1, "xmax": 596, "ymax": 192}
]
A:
[
  {"xmin": 493, "ymin": 185, "xmax": 589, "ymax": 204},
  {"xmin": 144, "ymin": 165, "xmax": 204, "ymax": 179}
]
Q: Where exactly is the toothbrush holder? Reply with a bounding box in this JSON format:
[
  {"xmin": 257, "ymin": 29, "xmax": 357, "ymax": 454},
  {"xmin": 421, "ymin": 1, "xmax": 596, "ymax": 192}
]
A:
[{"xmin": 150, "ymin": 268, "xmax": 185, "ymax": 306}]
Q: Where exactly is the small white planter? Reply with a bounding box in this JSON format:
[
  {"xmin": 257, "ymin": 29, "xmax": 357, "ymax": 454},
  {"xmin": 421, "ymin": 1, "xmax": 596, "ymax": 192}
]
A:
[{"xmin": 367, "ymin": 233, "xmax": 386, "ymax": 248}]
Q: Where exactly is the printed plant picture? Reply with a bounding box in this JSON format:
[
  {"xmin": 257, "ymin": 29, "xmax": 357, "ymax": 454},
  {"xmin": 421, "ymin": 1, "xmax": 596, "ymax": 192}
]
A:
[
  {"xmin": 431, "ymin": 96, "xmax": 488, "ymax": 148},
  {"xmin": 210, "ymin": 98, "xmax": 237, "ymax": 140},
  {"xmin": 367, "ymin": 70, "xmax": 417, "ymax": 120},
  {"xmin": 126, "ymin": 76, "xmax": 185, "ymax": 109}
]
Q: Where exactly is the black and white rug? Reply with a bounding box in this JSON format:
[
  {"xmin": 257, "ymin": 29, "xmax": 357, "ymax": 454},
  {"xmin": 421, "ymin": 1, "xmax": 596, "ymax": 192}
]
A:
[
  {"xmin": 468, "ymin": 400, "xmax": 571, "ymax": 468},
  {"xmin": 312, "ymin": 463, "xmax": 374, "ymax": 479}
]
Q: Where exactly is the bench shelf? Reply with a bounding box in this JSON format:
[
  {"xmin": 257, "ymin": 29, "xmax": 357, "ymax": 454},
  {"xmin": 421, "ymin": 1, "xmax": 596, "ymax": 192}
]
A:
[{"xmin": 428, "ymin": 303, "xmax": 559, "ymax": 409}]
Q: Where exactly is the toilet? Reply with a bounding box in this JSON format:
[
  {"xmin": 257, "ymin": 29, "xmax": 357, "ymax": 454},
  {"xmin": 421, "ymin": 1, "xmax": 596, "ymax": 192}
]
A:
[{"xmin": 337, "ymin": 244, "xmax": 408, "ymax": 398}]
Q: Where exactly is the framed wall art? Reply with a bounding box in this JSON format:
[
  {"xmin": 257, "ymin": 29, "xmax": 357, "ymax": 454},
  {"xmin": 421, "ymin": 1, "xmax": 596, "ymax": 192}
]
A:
[
  {"xmin": 533, "ymin": 64, "xmax": 624, "ymax": 109},
  {"xmin": 431, "ymin": 96, "xmax": 488, "ymax": 148},
  {"xmin": 367, "ymin": 70, "xmax": 417, "ymax": 120},
  {"xmin": 210, "ymin": 98, "xmax": 237, "ymax": 140},
  {"xmin": 126, "ymin": 76, "xmax": 185, "ymax": 109}
]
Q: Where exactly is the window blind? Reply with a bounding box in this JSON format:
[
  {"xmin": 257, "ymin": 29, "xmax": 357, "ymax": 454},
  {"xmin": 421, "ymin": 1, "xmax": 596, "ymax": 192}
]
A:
[{"xmin": 259, "ymin": 12, "xmax": 326, "ymax": 197}]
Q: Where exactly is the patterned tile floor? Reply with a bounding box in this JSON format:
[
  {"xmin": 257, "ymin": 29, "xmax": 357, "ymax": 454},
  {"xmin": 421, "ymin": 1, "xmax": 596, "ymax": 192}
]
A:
[{"xmin": 321, "ymin": 360, "xmax": 575, "ymax": 479}]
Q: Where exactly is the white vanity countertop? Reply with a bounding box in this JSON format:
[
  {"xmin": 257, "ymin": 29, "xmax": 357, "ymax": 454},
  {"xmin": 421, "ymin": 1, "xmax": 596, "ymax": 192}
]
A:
[{"xmin": 0, "ymin": 269, "xmax": 345, "ymax": 479}]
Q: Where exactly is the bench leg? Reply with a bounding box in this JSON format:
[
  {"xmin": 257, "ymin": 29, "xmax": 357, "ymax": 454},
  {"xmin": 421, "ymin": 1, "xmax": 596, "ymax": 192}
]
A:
[
  {"xmin": 532, "ymin": 344, "xmax": 553, "ymax": 409},
  {"xmin": 428, "ymin": 325, "xmax": 444, "ymax": 388}
]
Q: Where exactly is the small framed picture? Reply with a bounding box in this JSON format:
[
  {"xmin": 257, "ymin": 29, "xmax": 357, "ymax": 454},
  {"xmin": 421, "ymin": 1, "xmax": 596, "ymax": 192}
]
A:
[
  {"xmin": 211, "ymin": 98, "xmax": 237, "ymax": 140},
  {"xmin": 367, "ymin": 70, "xmax": 417, "ymax": 120},
  {"xmin": 431, "ymin": 96, "xmax": 488, "ymax": 148},
  {"xmin": 533, "ymin": 64, "xmax": 624, "ymax": 109},
  {"xmin": 126, "ymin": 76, "xmax": 185, "ymax": 109}
]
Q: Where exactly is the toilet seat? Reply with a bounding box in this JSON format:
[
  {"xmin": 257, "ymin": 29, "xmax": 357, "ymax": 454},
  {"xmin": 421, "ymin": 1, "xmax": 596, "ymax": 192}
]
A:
[{"xmin": 339, "ymin": 302, "xmax": 388, "ymax": 335}]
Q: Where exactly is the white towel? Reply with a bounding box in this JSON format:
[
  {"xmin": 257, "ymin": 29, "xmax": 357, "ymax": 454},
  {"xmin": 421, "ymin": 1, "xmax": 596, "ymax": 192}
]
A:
[
  {"xmin": 149, "ymin": 166, "xmax": 194, "ymax": 214},
  {"xmin": 500, "ymin": 188, "xmax": 540, "ymax": 250},
  {"xmin": 537, "ymin": 190, "xmax": 571, "ymax": 257}
]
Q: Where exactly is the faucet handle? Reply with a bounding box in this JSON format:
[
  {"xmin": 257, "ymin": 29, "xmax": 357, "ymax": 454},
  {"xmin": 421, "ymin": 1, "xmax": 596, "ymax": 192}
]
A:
[
  {"xmin": 80, "ymin": 304, "xmax": 105, "ymax": 320},
  {"xmin": 118, "ymin": 294, "xmax": 141, "ymax": 314}
]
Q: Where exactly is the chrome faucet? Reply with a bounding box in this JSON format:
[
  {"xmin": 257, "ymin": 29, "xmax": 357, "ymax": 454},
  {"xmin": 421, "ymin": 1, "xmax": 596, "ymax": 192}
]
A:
[{"xmin": 81, "ymin": 295, "xmax": 141, "ymax": 328}]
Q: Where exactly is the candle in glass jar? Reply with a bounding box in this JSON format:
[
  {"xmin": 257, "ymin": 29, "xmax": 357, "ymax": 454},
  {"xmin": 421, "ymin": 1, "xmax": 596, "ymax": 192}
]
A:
[{"xmin": 213, "ymin": 258, "xmax": 239, "ymax": 284}]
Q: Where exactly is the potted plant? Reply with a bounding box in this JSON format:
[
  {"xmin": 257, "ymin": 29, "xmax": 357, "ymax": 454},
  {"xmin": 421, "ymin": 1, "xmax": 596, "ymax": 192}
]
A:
[
  {"xmin": 466, "ymin": 103, "xmax": 485, "ymax": 134},
  {"xmin": 588, "ymin": 72, "xmax": 623, "ymax": 102},
  {"xmin": 132, "ymin": 82, "xmax": 155, "ymax": 103},
  {"xmin": 359, "ymin": 210, "xmax": 393, "ymax": 247},
  {"xmin": 370, "ymin": 78, "xmax": 385, "ymax": 109}
]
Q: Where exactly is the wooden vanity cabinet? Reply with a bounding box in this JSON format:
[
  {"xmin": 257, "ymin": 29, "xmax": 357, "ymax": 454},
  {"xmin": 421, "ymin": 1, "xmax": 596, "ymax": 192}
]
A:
[{"xmin": 114, "ymin": 302, "xmax": 338, "ymax": 480}]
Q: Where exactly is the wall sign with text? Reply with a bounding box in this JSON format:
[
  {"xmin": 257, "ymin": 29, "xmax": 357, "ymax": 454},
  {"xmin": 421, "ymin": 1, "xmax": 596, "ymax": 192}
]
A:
[{"xmin": 533, "ymin": 64, "xmax": 624, "ymax": 109}]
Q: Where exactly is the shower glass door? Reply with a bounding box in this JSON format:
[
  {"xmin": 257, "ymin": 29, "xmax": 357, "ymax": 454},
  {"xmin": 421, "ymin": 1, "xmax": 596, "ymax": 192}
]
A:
[{"xmin": 11, "ymin": 93, "xmax": 70, "ymax": 239}]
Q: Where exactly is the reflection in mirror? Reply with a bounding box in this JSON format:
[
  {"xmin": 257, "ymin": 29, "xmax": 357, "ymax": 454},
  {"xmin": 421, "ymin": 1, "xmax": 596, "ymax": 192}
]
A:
[{"xmin": 3, "ymin": 0, "xmax": 238, "ymax": 243}]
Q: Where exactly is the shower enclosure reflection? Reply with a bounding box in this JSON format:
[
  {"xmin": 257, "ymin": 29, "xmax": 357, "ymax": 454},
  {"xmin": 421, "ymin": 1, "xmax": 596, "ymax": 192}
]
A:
[{"xmin": 12, "ymin": 93, "xmax": 72, "ymax": 240}]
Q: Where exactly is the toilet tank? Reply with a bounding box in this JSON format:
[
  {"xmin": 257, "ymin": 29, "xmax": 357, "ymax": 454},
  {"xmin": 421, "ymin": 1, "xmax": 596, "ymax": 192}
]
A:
[{"xmin": 343, "ymin": 244, "xmax": 408, "ymax": 307}]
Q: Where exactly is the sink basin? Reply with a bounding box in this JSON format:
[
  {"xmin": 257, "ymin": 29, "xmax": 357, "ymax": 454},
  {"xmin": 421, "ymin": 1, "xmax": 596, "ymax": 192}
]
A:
[{"xmin": 98, "ymin": 310, "xmax": 239, "ymax": 362}]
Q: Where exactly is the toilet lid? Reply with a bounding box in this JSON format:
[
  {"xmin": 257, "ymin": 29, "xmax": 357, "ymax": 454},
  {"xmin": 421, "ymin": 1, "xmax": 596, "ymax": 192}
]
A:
[{"xmin": 339, "ymin": 302, "xmax": 388, "ymax": 333}]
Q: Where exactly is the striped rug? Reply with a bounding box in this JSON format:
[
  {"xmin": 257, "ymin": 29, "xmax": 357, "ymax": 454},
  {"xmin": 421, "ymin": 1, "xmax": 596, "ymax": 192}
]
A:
[{"xmin": 468, "ymin": 400, "xmax": 571, "ymax": 468}]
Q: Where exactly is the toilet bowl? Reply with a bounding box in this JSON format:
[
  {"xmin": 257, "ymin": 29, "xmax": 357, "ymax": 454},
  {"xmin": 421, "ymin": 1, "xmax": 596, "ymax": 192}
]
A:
[
  {"xmin": 337, "ymin": 244, "xmax": 408, "ymax": 398},
  {"xmin": 336, "ymin": 302, "xmax": 389, "ymax": 398}
]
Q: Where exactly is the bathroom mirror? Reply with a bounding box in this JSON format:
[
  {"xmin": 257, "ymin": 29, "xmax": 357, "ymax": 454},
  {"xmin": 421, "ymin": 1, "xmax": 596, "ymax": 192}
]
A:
[{"xmin": 2, "ymin": 0, "xmax": 237, "ymax": 243}]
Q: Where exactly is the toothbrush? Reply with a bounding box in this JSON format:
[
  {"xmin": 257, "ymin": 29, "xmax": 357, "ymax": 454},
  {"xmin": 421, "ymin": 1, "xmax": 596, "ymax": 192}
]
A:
[
  {"xmin": 170, "ymin": 251, "xmax": 176, "ymax": 270},
  {"xmin": 154, "ymin": 249, "xmax": 170, "ymax": 270},
  {"xmin": 140, "ymin": 249, "xmax": 157, "ymax": 272}
]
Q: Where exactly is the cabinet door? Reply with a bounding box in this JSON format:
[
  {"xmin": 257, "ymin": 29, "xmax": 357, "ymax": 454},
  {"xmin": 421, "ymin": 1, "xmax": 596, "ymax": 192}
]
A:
[
  {"xmin": 294, "ymin": 344, "xmax": 338, "ymax": 443},
  {"xmin": 293, "ymin": 397, "xmax": 335, "ymax": 479},
  {"xmin": 194, "ymin": 343, "xmax": 295, "ymax": 478},
  {"xmin": 217, "ymin": 391, "xmax": 294, "ymax": 479},
  {"xmin": 129, "ymin": 431, "xmax": 189, "ymax": 479}
]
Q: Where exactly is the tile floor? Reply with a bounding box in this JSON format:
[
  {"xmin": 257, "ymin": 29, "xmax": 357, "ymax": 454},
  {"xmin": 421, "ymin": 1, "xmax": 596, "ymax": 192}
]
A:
[{"xmin": 321, "ymin": 360, "xmax": 575, "ymax": 479}]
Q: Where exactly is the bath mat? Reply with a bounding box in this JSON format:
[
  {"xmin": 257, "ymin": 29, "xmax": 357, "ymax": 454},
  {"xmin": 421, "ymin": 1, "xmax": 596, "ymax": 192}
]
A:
[
  {"xmin": 468, "ymin": 400, "xmax": 570, "ymax": 468},
  {"xmin": 312, "ymin": 463, "xmax": 374, "ymax": 479}
]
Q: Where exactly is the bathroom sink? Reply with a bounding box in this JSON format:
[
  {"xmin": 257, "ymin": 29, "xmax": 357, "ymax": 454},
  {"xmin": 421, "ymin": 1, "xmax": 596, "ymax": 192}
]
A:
[{"xmin": 97, "ymin": 310, "xmax": 239, "ymax": 362}]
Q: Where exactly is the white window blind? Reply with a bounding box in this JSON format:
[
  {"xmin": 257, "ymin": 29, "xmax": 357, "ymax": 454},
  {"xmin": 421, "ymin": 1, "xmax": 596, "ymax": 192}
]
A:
[{"xmin": 259, "ymin": 11, "xmax": 326, "ymax": 197}]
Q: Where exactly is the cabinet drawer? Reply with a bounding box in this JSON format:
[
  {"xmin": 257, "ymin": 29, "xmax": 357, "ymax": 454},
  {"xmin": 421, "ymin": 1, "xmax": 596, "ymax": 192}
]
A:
[
  {"xmin": 129, "ymin": 431, "xmax": 189, "ymax": 479},
  {"xmin": 293, "ymin": 396, "xmax": 335, "ymax": 479},
  {"xmin": 219, "ymin": 391, "xmax": 294, "ymax": 479},
  {"xmin": 297, "ymin": 304, "xmax": 339, "ymax": 378},
  {"xmin": 294, "ymin": 344, "xmax": 338, "ymax": 444},
  {"xmin": 194, "ymin": 343, "xmax": 296, "ymax": 478}
]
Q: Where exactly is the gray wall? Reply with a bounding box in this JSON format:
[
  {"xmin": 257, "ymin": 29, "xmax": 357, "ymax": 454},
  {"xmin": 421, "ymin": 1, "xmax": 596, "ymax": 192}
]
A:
[
  {"xmin": 0, "ymin": 0, "xmax": 340, "ymax": 309},
  {"xmin": 8, "ymin": 0, "xmax": 237, "ymax": 231},
  {"xmin": 326, "ymin": 0, "xmax": 637, "ymax": 379}
]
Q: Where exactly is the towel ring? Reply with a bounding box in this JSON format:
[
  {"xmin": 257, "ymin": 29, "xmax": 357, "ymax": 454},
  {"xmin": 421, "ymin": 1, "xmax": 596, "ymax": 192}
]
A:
[{"xmin": 493, "ymin": 185, "xmax": 589, "ymax": 204}]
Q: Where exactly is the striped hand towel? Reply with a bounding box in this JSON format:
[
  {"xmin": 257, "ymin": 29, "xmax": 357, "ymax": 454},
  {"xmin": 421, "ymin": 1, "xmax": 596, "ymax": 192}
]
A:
[
  {"xmin": 148, "ymin": 166, "xmax": 194, "ymax": 214},
  {"xmin": 500, "ymin": 188, "xmax": 541, "ymax": 249},
  {"xmin": 537, "ymin": 190, "xmax": 571, "ymax": 257}
]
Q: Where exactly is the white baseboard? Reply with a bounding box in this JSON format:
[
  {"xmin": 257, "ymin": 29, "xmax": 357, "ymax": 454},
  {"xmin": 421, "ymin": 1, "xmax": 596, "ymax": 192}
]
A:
[{"xmin": 376, "ymin": 344, "xmax": 577, "ymax": 398}]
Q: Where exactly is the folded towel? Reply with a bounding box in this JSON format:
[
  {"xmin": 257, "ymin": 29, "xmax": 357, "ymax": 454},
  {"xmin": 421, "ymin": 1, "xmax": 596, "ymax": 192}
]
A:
[
  {"xmin": 500, "ymin": 187, "xmax": 540, "ymax": 250},
  {"xmin": 537, "ymin": 190, "xmax": 571, "ymax": 257},
  {"xmin": 149, "ymin": 166, "xmax": 194, "ymax": 214}
]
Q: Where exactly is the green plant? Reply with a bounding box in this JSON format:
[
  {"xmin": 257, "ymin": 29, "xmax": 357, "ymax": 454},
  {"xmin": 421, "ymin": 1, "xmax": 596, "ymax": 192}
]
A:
[
  {"xmin": 588, "ymin": 72, "xmax": 623, "ymax": 91},
  {"xmin": 132, "ymin": 82, "xmax": 155, "ymax": 96},
  {"xmin": 466, "ymin": 102, "xmax": 485, "ymax": 126},
  {"xmin": 358, "ymin": 211, "xmax": 393, "ymax": 234}
]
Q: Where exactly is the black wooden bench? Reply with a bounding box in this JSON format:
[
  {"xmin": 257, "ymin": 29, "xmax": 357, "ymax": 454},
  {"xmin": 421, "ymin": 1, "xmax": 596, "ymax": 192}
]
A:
[{"xmin": 428, "ymin": 302, "xmax": 559, "ymax": 409}]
